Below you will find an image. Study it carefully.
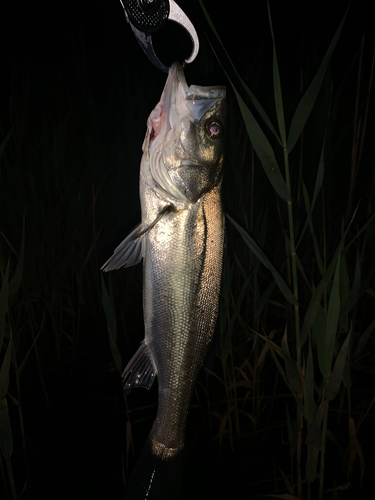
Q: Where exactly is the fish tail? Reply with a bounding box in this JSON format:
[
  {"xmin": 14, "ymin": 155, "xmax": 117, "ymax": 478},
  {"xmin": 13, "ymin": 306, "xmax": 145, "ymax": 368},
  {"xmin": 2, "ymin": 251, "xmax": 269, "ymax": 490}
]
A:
[{"xmin": 124, "ymin": 437, "xmax": 184, "ymax": 500}]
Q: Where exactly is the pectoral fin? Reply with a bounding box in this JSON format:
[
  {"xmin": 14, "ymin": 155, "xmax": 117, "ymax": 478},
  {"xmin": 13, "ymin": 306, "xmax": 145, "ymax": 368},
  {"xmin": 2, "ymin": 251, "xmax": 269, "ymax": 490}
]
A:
[
  {"xmin": 101, "ymin": 224, "xmax": 144, "ymax": 271},
  {"xmin": 122, "ymin": 340, "xmax": 157, "ymax": 390},
  {"xmin": 101, "ymin": 205, "xmax": 176, "ymax": 272}
]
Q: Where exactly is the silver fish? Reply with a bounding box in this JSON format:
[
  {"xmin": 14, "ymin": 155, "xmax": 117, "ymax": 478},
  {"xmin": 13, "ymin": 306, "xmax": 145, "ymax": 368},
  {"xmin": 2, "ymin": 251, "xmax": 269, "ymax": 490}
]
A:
[{"xmin": 102, "ymin": 62, "xmax": 226, "ymax": 498}]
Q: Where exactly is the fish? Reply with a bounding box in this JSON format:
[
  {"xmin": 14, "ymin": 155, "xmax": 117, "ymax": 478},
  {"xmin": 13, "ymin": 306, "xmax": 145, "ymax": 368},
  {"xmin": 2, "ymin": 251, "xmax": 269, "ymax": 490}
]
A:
[{"xmin": 101, "ymin": 62, "xmax": 226, "ymax": 499}]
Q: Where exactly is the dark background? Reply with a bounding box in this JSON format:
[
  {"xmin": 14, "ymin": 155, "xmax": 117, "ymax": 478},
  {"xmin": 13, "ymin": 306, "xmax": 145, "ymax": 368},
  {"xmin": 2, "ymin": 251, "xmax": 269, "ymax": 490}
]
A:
[{"xmin": 1, "ymin": 1, "xmax": 374, "ymax": 499}]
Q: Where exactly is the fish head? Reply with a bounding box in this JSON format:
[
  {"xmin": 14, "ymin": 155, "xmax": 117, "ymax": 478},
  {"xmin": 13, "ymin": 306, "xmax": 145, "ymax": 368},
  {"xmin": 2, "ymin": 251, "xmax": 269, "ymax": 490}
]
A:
[{"xmin": 145, "ymin": 62, "xmax": 227, "ymax": 205}]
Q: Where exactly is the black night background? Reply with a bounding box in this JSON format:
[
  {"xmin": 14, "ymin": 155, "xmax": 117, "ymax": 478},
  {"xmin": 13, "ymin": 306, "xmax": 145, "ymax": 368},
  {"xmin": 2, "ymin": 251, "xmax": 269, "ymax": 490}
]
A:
[{"xmin": 1, "ymin": 1, "xmax": 374, "ymax": 499}]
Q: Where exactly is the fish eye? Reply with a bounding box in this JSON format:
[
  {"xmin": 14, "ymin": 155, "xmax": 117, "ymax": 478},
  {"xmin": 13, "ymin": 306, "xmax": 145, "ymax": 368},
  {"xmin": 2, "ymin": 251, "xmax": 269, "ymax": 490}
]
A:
[{"xmin": 206, "ymin": 120, "xmax": 222, "ymax": 139}]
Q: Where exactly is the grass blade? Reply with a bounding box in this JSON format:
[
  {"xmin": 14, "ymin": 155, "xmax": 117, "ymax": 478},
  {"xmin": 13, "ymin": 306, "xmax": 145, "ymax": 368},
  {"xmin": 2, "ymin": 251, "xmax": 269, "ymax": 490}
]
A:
[
  {"xmin": 304, "ymin": 338, "xmax": 317, "ymax": 425},
  {"xmin": 314, "ymin": 249, "xmax": 340, "ymax": 380},
  {"xmin": 325, "ymin": 329, "xmax": 351, "ymax": 401},
  {"xmin": 231, "ymin": 87, "xmax": 291, "ymax": 202},
  {"xmin": 313, "ymin": 304, "xmax": 326, "ymax": 378},
  {"xmin": 261, "ymin": 330, "xmax": 306, "ymax": 418},
  {"xmin": 227, "ymin": 214, "xmax": 297, "ymax": 306},
  {"xmin": 287, "ymin": 7, "xmax": 348, "ymax": 152},
  {"xmin": 323, "ymin": 253, "xmax": 341, "ymax": 378},
  {"xmin": 300, "ymin": 208, "xmax": 357, "ymax": 347}
]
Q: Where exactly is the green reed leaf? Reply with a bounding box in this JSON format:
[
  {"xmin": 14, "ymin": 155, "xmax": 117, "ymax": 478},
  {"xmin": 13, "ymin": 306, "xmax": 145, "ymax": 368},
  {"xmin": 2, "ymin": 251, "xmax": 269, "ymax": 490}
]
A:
[
  {"xmin": 262, "ymin": 329, "xmax": 307, "ymax": 418},
  {"xmin": 287, "ymin": 7, "xmax": 348, "ymax": 153},
  {"xmin": 340, "ymin": 244, "xmax": 361, "ymax": 331},
  {"xmin": 227, "ymin": 214, "xmax": 297, "ymax": 306},
  {"xmin": 300, "ymin": 208, "xmax": 356, "ymax": 347},
  {"xmin": 314, "ymin": 304, "xmax": 327, "ymax": 379},
  {"xmin": 322, "ymin": 253, "xmax": 341, "ymax": 378},
  {"xmin": 304, "ymin": 338, "xmax": 317, "ymax": 425},
  {"xmin": 232, "ymin": 87, "xmax": 291, "ymax": 202},
  {"xmin": 325, "ymin": 329, "xmax": 351, "ymax": 401},
  {"xmin": 315, "ymin": 253, "xmax": 341, "ymax": 380}
]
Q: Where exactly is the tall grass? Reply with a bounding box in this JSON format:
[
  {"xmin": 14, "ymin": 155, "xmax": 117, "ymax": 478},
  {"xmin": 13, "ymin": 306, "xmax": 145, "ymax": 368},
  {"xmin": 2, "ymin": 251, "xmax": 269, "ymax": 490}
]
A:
[{"xmin": 200, "ymin": 1, "xmax": 375, "ymax": 498}]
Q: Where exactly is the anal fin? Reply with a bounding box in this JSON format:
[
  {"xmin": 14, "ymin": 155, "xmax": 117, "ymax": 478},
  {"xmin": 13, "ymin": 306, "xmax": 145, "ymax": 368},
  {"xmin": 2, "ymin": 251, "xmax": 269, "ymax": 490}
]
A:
[{"xmin": 122, "ymin": 340, "xmax": 157, "ymax": 390}]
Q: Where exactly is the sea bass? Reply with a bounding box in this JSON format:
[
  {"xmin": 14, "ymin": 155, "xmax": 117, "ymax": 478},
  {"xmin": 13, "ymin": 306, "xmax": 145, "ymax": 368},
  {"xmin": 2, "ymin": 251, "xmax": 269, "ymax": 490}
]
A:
[{"xmin": 102, "ymin": 62, "xmax": 226, "ymax": 498}]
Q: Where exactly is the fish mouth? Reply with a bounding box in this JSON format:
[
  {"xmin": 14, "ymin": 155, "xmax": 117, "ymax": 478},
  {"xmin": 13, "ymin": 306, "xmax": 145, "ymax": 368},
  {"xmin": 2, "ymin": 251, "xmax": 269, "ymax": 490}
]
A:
[
  {"xmin": 156, "ymin": 62, "xmax": 226, "ymax": 136},
  {"xmin": 166, "ymin": 63, "xmax": 226, "ymax": 122},
  {"xmin": 159, "ymin": 63, "xmax": 226, "ymax": 129}
]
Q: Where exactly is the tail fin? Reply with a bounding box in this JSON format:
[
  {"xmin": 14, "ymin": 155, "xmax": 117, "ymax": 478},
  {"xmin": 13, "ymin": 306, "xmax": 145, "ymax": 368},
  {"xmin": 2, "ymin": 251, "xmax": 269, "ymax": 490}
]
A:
[{"xmin": 124, "ymin": 438, "xmax": 185, "ymax": 500}]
